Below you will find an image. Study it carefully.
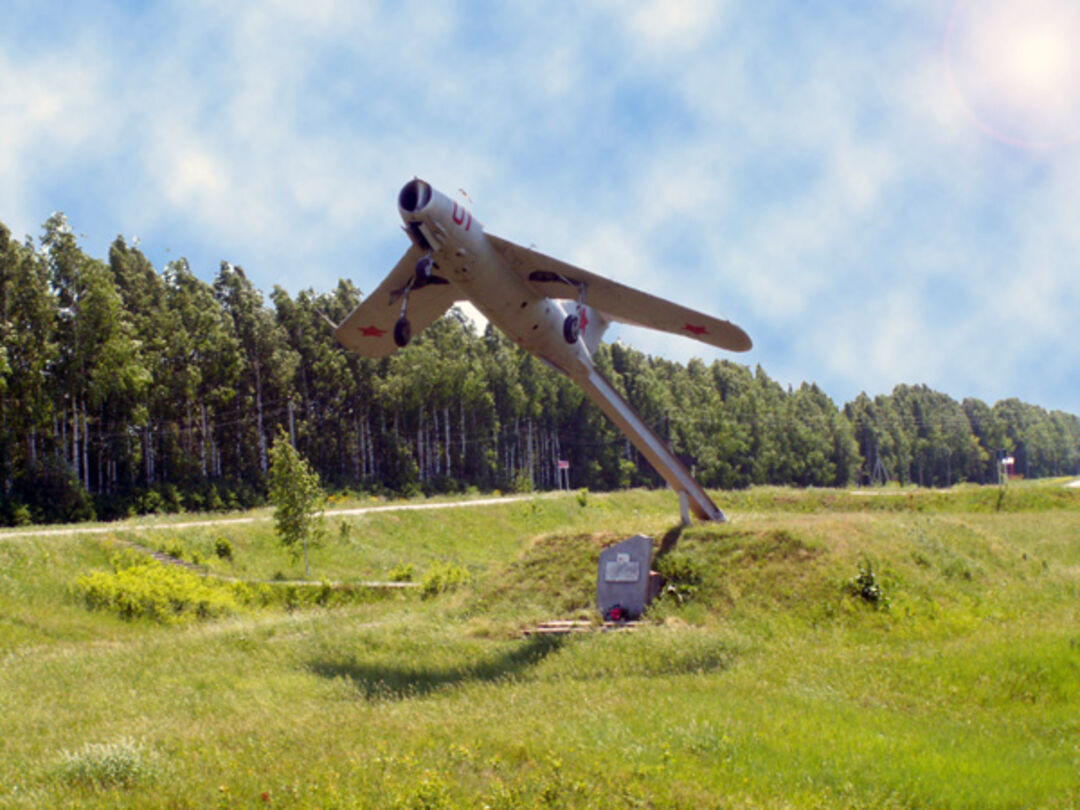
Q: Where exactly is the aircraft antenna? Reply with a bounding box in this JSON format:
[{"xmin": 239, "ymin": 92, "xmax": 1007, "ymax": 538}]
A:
[{"xmin": 315, "ymin": 308, "xmax": 339, "ymax": 331}]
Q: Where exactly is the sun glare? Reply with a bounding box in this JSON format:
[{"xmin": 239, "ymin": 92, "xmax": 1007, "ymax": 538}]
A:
[{"xmin": 947, "ymin": 0, "xmax": 1080, "ymax": 147}]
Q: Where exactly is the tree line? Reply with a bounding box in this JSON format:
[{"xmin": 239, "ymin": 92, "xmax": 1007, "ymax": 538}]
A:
[{"xmin": 2, "ymin": 216, "xmax": 1079, "ymax": 525}]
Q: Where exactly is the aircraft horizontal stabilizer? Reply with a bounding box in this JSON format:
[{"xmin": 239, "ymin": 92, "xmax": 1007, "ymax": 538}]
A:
[
  {"xmin": 486, "ymin": 234, "xmax": 751, "ymax": 353},
  {"xmin": 334, "ymin": 245, "xmax": 462, "ymax": 357}
]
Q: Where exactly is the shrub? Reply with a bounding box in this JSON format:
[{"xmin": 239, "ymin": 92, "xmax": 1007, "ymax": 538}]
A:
[
  {"xmin": 847, "ymin": 558, "xmax": 889, "ymax": 608},
  {"xmin": 282, "ymin": 585, "xmax": 300, "ymax": 611},
  {"xmin": 214, "ymin": 537, "xmax": 234, "ymax": 561},
  {"xmin": 655, "ymin": 551, "xmax": 705, "ymax": 605},
  {"xmin": 136, "ymin": 488, "xmax": 164, "ymax": 515},
  {"xmin": 228, "ymin": 580, "xmax": 393, "ymax": 611},
  {"xmin": 389, "ymin": 562, "xmax": 415, "ymax": 582},
  {"xmin": 75, "ymin": 559, "xmax": 240, "ymax": 623},
  {"xmin": 12, "ymin": 503, "xmax": 32, "ymax": 526},
  {"xmin": 512, "ymin": 469, "xmax": 534, "ymax": 493},
  {"xmin": 231, "ymin": 581, "xmax": 276, "ymax": 607},
  {"xmin": 159, "ymin": 483, "xmax": 183, "ymax": 513},
  {"xmin": 56, "ymin": 738, "xmax": 156, "ymax": 789},
  {"xmin": 421, "ymin": 562, "xmax": 472, "ymax": 598},
  {"xmin": 206, "ymin": 485, "xmax": 225, "ymax": 512},
  {"xmin": 576, "ymin": 488, "xmax": 589, "ymax": 508},
  {"xmin": 656, "ymin": 551, "xmax": 704, "ymax": 587}
]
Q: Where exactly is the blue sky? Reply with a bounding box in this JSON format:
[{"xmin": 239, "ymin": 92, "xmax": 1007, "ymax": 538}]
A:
[{"xmin": 3, "ymin": 0, "xmax": 1080, "ymax": 414}]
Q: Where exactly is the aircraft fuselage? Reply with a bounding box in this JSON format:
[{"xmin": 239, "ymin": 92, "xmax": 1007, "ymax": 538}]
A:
[
  {"xmin": 351, "ymin": 177, "xmax": 733, "ymax": 522},
  {"xmin": 397, "ymin": 179, "xmax": 591, "ymax": 378}
]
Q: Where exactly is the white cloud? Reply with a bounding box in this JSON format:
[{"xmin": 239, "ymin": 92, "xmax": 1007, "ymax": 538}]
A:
[
  {"xmin": 169, "ymin": 150, "xmax": 227, "ymax": 205},
  {"xmin": 619, "ymin": 0, "xmax": 728, "ymax": 52},
  {"xmin": 570, "ymin": 223, "xmax": 655, "ymax": 290},
  {"xmin": 0, "ymin": 47, "xmax": 111, "ymax": 237}
]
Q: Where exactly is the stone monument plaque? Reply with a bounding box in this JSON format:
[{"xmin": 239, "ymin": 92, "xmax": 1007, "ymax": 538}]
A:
[
  {"xmin": 605, "ymin": 553, "xmax": 640, "ymax": 583},
  {"xmin": 597, "ymin": 534, "xmax": 654, "ymax": 619}
]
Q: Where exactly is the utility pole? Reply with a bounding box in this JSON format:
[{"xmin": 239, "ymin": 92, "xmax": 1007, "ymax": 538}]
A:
[
  {"xmin": 870, "ymin": 442, "xmax": 889, "ymax": 487},
  {"xmin": 997, "ymin": 449, "xmax": 1014, "ymax": 491}
]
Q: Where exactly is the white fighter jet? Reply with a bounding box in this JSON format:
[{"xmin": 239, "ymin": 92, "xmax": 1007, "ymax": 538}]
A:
[{"xmin": 335, "ymin": 179, "xmax": 751, "ymax": 522}]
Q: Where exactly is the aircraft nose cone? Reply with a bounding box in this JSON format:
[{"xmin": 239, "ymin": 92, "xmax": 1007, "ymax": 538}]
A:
[{"xmin": 398, "ymin": 178, "xmax": 433, "ymax": 216}]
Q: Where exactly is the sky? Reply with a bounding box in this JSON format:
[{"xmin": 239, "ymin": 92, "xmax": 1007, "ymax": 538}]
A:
[{"xmin": 3, "ymin": 0, "xmax": 1080, "ymax": 414}]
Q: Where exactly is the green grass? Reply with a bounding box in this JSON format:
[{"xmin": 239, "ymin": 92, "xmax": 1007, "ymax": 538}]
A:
[
  {"xmin": 97, "ymin": 490, "xmax": 682, "ymax": 583},
  {"xmin": 1, "ymin": 484, "xmax": 1079, "ymax": 807}
]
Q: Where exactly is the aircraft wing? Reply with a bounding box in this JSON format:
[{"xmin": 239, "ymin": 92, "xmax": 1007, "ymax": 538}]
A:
[
  {"xmin": 334, "ymin": 245, "xmax": 462, "ymax": 357},
  {"xmin": 486, "ymin": 234, "xmax": 752, "ymax": 352}
]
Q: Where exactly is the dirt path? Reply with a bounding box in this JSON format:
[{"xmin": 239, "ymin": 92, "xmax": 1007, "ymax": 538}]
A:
[{"xmin": 0, "ymin": 493, "xmax": 547, "ymax": 540}]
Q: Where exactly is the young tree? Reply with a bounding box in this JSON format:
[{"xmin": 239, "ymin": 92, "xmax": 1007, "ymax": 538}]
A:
[{"xmin": 268, "ymin": 428, "xmax": 324, "ymax": 578}]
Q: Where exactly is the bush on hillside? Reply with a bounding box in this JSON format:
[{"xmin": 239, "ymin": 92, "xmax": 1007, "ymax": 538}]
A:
[
  {"xmin": 421, "ymin": 562, "xmax": 472, "ymax": 597},
  {"xmin": 846, "ymin": 558, "xmax": 889, "ymax": 609},
  {"xmin": 74, "ymin": 558, "xmax": 239, "ymax": 623}
]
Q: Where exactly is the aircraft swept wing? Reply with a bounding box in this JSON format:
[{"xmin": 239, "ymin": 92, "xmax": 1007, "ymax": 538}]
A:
[
  {"xmin": 486, "ymin": 234, "xmax": 752, "ymax": 353},
  {"xmin": 335, "ymin": 177, "xmax": 754, "ymax": 523},
  {"xmin": 334, "ymin": 245, "xmax": 462, "ymax": 358}
]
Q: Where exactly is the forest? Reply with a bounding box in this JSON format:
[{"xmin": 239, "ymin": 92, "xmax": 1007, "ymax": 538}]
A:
[{"xmin": 2, "ymin": 215, "xmax": 1079, "ymax": 525}]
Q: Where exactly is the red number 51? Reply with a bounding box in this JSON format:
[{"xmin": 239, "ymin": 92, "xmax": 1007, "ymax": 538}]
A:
[{"xmin": 452, "ymin": 202, "xmax": 472, "ymax": 231}]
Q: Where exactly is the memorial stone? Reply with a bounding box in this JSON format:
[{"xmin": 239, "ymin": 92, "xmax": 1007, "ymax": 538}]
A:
[{"xmin": 596, "ymin": 534, "xmax": 655, "ymax": 619}]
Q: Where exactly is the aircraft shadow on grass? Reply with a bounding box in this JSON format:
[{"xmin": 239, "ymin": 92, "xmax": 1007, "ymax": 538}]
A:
[{"xmin": 307, "ymin": 634, "xmax": 565, "ymax": 702}]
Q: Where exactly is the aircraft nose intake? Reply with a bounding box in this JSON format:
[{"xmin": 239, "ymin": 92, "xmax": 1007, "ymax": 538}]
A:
[{"xmin": 398, "ymin": 179, "xmax": 433, "ymax": 216}]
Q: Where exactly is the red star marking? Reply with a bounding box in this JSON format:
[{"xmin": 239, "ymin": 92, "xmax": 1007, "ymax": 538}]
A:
[
  {"xmin": 684, "ymin": 323, "xmax": 708, "ymax": 336},
  {"xmin": 359, "ymin": 325, "xmax": 386, "ymax": 337},
  {"xmin": 579, "ymin": 308, "xmax": 589, "ymax": 333}
]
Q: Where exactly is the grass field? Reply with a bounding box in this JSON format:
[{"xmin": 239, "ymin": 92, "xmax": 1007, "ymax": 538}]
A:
[{"xmin": 1, "ymin": 483, "xmax": 1079, "ymax": 808}]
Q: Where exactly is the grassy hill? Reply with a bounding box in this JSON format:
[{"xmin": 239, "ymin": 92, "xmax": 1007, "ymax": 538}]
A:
[{"xmin": 1, "ymin": 483, "xmax": 1078, "ymax": 808}]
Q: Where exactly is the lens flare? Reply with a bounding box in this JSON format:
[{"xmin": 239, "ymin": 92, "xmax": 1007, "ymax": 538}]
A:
[{"xmin": 947, "ymin": 0, "xmax": 1080, "ymax": 148}]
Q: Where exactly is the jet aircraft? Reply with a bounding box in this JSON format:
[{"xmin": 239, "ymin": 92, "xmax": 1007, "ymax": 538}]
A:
[{"xmin": 335, "ymin": 179, "xmax": 751, "ymax": 522}]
